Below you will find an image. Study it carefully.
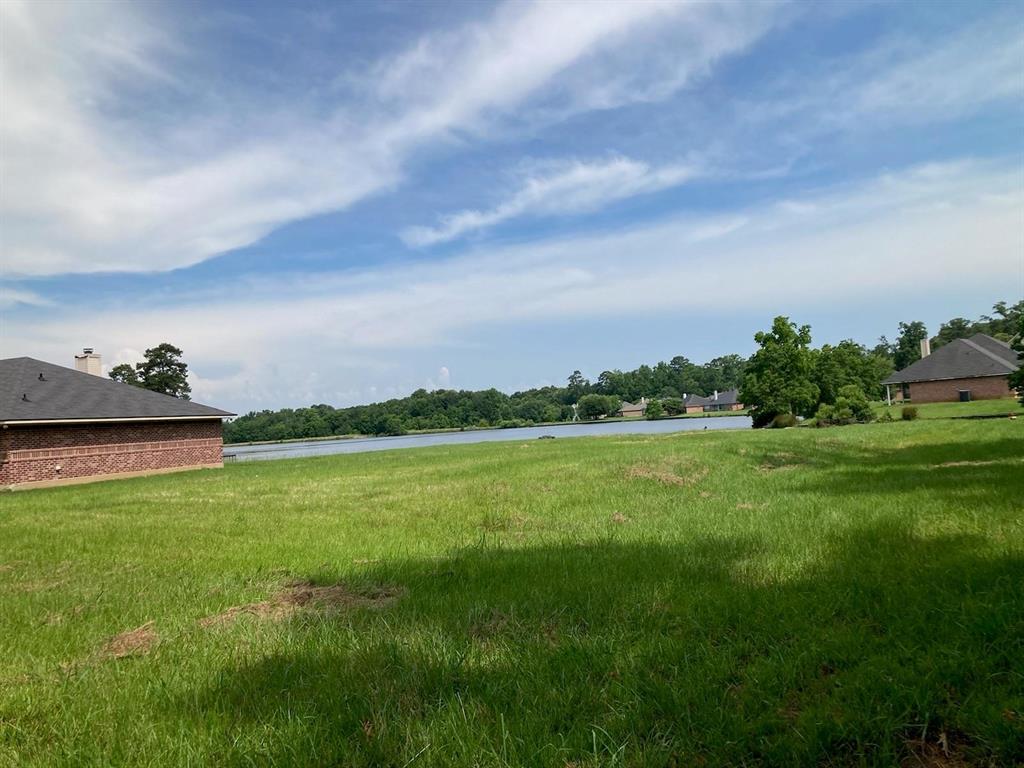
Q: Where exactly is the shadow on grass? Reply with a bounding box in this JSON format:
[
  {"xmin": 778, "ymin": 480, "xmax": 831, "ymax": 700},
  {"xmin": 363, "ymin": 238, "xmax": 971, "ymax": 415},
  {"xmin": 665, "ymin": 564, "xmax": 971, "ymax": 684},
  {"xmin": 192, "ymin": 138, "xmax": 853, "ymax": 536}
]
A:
[
  {"xmin": 741, "ymin": 428, "xmax": 1024, "ymax": 502},
  {"xmin": 187, "ymin": 522, "xmax": 1024, "ymax": 767}
]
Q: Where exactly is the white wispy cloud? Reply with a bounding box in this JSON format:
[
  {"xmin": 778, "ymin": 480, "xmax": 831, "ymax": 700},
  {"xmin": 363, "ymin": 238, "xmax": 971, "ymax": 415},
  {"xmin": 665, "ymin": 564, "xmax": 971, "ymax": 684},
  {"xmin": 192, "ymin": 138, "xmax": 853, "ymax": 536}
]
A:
[
  {"xmin": 5, "ymin": 160, "xmax": 1020, "ymax": 410},
  {"xmin": 742, "ymin": 15, "xmax": 1024, "ymax": 133},
  {"xmin": 0, "ymin": 287, "xmax": 52, "ymax": 309},
  {"xmin": 0, "ymin": 0, "xmax": 784, "ymax": 277},
  {"xmin": 401, "ymin": 157, "xmax": 699, "ymax": 246}
]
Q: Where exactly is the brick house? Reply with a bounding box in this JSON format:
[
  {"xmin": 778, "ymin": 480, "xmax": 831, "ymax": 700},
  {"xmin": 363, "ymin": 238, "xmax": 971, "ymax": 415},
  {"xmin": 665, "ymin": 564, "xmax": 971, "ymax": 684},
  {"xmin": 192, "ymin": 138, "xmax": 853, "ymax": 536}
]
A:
[
  {"xmin": 882, "ymin": 333, "xmax": 1020, "ymax": 404},
  {"xmin": 1, "ymin": 354, "xmax": 234, "ymax": 489},
  {"xmin": 619, "ymin": 398, "xmax": 648, "ymax": 417},
  {"xmin": 683, "ymin": 389, "xmax": 744, "ymax": 413}
]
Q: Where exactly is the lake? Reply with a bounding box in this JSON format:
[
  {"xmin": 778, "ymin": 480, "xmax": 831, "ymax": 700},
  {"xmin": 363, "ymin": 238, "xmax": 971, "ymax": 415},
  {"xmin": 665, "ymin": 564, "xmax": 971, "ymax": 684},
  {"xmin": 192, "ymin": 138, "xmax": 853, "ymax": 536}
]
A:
[{"xmin": 223, "ymin": 415, "xmax": 752, "ymax": 462}]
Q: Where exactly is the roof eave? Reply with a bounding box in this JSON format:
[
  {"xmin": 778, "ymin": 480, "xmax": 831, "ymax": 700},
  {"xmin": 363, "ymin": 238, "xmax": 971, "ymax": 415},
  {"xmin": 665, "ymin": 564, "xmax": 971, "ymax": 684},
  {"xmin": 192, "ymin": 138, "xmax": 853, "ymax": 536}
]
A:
[
  {"xmin": 882, "ymin": 372, "xmax": 1012, "ymax": 386},
  {"xmin": 1, "ymin": 414, "xmax": 233, "ymax": 427}
]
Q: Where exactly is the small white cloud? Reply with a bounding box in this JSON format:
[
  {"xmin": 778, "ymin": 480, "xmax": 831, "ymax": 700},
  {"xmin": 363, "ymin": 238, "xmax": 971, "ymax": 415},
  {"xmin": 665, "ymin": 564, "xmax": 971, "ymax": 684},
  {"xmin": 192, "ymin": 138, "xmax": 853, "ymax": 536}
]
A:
[{"xmin": 0, "ymin": 287, "xmax": 51, "ymax": 309}]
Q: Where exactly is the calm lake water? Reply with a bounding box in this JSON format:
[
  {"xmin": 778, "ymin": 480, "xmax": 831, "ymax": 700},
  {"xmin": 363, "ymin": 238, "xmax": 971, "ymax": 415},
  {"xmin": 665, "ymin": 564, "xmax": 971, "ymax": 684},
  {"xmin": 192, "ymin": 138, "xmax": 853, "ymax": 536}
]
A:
[{"xmin": 224, "ymin": 415, "xmax": 752, "ymax": 462}]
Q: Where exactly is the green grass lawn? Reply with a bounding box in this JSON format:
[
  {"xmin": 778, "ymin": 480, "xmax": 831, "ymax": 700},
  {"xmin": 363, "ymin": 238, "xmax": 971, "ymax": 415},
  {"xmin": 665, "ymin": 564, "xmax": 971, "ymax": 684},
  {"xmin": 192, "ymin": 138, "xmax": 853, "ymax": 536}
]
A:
[
  {"xmin": 873, "ymin": 396, "xmax": 1020, "ymax": 421},
  {"xmin": 2, "ymin": 417, "xmax": 1022, "ymax": 766}
]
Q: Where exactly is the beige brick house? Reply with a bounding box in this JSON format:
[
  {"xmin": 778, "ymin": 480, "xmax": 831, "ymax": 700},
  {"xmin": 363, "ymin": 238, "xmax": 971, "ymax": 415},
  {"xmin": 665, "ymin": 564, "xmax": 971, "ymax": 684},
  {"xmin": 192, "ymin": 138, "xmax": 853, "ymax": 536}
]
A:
[
  {"xmin": 882, "ymin": 333, "xmax": 1020, "ymax": 404},
  {"xmin": 1, "ymin": 354, "xmax": 233, "ymax": 489}
]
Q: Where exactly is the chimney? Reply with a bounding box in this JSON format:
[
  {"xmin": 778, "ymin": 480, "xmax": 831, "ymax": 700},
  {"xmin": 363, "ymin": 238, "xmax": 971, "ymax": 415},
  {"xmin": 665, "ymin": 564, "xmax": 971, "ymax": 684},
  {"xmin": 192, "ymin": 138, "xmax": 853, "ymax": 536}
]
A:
[
  {"xmin": 920, "ymin": 338, "xmax": 931, "ymax": 359},
  {"xmin": 74, "ymin": 348, "xmax": 103, "ymax": 376},
  {"xmin": 713, "ymin": 390, "xmax": 719, "ymax": 401}
]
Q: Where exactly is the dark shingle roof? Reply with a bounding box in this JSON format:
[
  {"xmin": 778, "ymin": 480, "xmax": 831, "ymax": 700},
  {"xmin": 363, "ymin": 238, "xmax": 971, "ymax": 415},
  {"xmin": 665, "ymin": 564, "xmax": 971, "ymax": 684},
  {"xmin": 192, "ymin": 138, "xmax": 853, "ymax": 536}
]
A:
[
  {"xmin": 882, "ymin": 334, "xmax": 1020, "ymax": 385},
  {"xmin": 0, "ymin": 357, "xmax": 234, "ymax": 423},
  {"xmin": 684, "ymin": 389, "xmax": 742, "ymax": 407}
]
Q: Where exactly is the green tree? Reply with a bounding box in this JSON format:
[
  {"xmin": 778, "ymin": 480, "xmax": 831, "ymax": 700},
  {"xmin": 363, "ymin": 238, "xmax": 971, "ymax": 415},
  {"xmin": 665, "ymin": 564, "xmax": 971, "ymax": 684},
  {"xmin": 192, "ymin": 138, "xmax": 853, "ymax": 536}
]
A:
[
  {"xmin": 108, "ymin": 363, "xmax": 141, "ymax": 387},
  {"xmin": 1009, "ymin": 314, "xmax": 1024, "ymax": 407},
  {"xmin": 931, "ymin": 317, "xmax": 973, "ymax": 349},
  {"xmin": 107, "ymin": 343, "xmax": 191, "ymax": 399},
  {"xmin": 645, "ymin": 399, "xmax": 664, "ymax": 420},
  {"xmin": 577, "ymin": 394, "xmax": 619, "ymax": 420},
  {"xmin": 661, "ymin": 397, "xmax": 685, "ymax": 416},
  {"xmin": 813, "ymin": 340, "xmax": 892, "ymax": 403},
  {"xmin": 566, "ymin": 370, "xmax": 589, "ymax": 403},
  {"xmin": 741, "ymin": 317, "xmax": 819, "ymax": 428},
  {"xmin": 979, "ymin": 300, "xmax": 1024, "ymax": 341},
  {"xmin": 893, "ymin": 321, "xmax": 928, "ymax": 370},
  {"xmin": 135, "ymin": 343, "xmax": 192, "ymax": 399}
]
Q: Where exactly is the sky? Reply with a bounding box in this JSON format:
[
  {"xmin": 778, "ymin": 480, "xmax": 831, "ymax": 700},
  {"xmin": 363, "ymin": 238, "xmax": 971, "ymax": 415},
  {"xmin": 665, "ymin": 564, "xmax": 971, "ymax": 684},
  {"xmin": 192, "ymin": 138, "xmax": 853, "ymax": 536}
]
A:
[{"xmin": 1, "ymin": 0, "xmax": 1022, "ymax": 413}]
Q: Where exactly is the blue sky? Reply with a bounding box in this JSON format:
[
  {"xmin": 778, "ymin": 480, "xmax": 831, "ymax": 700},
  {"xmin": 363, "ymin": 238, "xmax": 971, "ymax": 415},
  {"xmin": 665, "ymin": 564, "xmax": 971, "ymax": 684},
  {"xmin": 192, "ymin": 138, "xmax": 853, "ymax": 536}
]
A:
[{"xmin": 1, "ymin": 0, "xmax": 1021, "ymax": 412}]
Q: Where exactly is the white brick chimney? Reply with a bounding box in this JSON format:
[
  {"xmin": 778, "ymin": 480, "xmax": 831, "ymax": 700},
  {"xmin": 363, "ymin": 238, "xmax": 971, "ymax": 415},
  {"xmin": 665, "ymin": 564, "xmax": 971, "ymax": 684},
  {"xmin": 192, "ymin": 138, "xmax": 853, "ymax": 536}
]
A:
[
  {"xmin": 920, "ymin": 338, "xmax": 931, "ymax": 358},
  {"xmin": 74, "ymin": 348, "xmax": 103, "ymax": 376}
]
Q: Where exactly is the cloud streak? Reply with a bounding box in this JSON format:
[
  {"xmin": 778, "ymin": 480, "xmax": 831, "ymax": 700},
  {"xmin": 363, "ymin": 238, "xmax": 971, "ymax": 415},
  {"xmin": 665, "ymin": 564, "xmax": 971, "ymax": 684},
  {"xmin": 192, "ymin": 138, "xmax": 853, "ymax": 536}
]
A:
[
  {"xmin": 0, "ymin": 0, "xmax": 783, "ymax": 277},
  {"xmin": 401, "ymin": 157, "xmax": 699, "ymax": 246}
]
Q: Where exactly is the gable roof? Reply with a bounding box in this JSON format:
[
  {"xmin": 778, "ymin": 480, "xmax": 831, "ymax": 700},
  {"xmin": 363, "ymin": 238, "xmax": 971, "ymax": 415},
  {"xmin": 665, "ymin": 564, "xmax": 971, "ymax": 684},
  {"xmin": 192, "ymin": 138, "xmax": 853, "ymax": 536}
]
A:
[
  {"xmin": 0, "ymin": 357, "xmax": 234, "ymax": 424},
  {"xmin": 882, "ymin": 334, "xmax": 1020, "ymax": 385}
]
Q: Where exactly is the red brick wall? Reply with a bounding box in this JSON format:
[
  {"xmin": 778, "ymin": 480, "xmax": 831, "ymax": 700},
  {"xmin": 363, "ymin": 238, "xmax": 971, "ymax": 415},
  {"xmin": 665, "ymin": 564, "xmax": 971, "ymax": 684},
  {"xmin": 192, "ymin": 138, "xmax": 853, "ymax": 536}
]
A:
[
  {"xmin": 0, "ymin": 420, "xmax": 223, "ymax": 487},
  {"xmin": 907, "ymin": 375, "xmax": 1014, "ymax": 404}
]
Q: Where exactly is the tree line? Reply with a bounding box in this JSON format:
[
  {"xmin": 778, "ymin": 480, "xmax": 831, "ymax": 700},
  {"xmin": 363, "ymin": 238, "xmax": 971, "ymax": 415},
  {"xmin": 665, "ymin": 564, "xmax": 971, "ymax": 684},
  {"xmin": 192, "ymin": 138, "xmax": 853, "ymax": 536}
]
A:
[
  {"xmin": 116, "ymin": 299, "xmax": 1020, "ymax": 442},
  {"xmin": 223, "ymin": 354, "xmax": 751, "ymax": 443}
]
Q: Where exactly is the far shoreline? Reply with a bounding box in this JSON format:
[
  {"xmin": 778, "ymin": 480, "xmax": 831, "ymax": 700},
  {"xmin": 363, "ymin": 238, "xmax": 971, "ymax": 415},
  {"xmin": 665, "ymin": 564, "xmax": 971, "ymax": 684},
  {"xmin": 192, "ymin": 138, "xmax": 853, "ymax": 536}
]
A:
[{"xmin": 223, "ymin": 409, "xmax": 750, "ymax": 447}]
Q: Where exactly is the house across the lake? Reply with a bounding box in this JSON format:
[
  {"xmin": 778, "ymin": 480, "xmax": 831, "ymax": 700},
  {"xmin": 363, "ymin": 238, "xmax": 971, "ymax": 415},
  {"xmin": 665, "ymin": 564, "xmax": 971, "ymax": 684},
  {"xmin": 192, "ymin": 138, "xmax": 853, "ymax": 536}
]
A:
[
  {"xmin": 682, "ymin": 389, "xmax": 744, "ymax": 413},
  {"xmin": 882, "ymin": 334, "xmax": 1020, "ymax": 404},
  {"xmin": 0, "ymin": 351, "xmax": 234, "ymax": 490},
  {"xmin": 619, "ymin": 397, "xmax": 648, "ymax": 417}
]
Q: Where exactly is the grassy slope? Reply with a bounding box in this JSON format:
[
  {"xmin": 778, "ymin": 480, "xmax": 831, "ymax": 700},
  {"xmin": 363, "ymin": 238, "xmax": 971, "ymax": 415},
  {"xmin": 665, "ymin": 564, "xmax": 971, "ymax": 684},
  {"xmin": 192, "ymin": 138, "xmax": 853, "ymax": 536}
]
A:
[{"xmin": 1, "ymin": 417, "xmax": 1022, "ymax": 767}]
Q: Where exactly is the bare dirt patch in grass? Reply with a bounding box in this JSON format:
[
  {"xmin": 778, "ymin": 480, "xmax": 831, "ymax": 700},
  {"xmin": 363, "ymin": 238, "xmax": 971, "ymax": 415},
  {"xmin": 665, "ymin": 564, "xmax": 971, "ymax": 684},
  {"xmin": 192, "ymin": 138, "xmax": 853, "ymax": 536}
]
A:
[
  {"xmin": 900, "ymin": 733, "xmax": 973, "ymax": 767},
  {"xmin": 100, "ymin": 622, "xmax": 158, "ymax": 659},
  {"xmin": 757, "ymin": 452, "xmax": 807, "ymax": 472},
  {"xmin": 625, "ymin": 463, "xmax": 707, "ymax": 487},
  {"xmin": 470, "ymin": 609, "xmax": 511, "ymax": 640},
  {"xmin": 934, "ymin": 458, "xmax": 1023, "ymax": 468},
  {"xmin": 199, "ymin": 581, "xmax": 404, "ymax": 628}
]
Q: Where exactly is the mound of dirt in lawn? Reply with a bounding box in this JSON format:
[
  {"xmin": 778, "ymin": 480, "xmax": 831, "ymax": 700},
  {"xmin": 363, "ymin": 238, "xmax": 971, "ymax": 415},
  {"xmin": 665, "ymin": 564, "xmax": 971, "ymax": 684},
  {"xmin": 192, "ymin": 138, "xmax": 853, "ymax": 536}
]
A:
[{"xmin": 199, "ymin": 581, "xmax": 403, "ymax": 628}]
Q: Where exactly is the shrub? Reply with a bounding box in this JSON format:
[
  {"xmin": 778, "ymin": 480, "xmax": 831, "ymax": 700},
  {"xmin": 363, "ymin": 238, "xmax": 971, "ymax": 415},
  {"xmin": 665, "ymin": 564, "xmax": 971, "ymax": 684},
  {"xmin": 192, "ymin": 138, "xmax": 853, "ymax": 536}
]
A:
[
  {"xmin": 770, "ymin": 413, "xmax": 798, "ymax": 429},
  {"xmin": 661, "ymin": 397, "xmax": 685, "ymax": 416},
  {"xmin": 879, "ymin": 410, "xmax": 895, "ymax": 422},
  {"xmin": 816, "ymin": 385, "xmax": 875, "ymax": 427},
  {"xmin": 645, "ymin": 400, "xmax": 664, "ymax": 420},
  {"xmin": 902, "ymin": 406, "xmax": 918, "ymax": 421}
]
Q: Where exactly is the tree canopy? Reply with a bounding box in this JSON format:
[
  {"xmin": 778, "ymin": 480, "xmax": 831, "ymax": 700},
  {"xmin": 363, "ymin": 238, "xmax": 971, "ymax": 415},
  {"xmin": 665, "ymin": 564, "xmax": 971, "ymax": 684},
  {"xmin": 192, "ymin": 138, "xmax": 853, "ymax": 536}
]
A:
[
  {"xmin": 108, "ymin": 343, "xmax": 191, "ymax": 400},
  {"xmin": 741, "ymin": 317, "xmax": 819, "ymax": 428}
]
